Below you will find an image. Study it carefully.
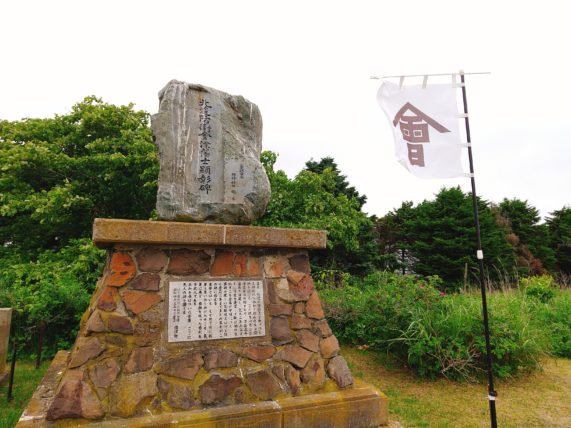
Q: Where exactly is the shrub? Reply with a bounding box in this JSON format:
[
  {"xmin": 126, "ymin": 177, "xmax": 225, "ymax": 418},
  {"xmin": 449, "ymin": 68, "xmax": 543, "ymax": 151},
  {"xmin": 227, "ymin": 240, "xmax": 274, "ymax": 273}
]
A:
[
  {"xmin": 532, "ymin": 288, "xmax": 571, "ymax": 358},
  {"xmin": 321, "ymin": 272, "xmax": 552, "ymax": 379},
  {"xmin": 0, "ymin": 239, "xmax": 105, "ymax": 356},
  {"xmin": 320, "ymin": 272, "xmax": 445, "ymax": 373},
  {"xmin": 520, "ymin": 275, "xmax": 556, "ymax": 302}
]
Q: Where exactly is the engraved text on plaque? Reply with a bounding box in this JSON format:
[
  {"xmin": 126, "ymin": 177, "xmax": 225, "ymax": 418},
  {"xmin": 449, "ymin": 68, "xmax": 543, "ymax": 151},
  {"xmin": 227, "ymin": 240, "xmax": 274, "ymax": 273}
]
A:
[{"xmin": 168, "ymin": 280, "xmax": 265, "ymax": 342}]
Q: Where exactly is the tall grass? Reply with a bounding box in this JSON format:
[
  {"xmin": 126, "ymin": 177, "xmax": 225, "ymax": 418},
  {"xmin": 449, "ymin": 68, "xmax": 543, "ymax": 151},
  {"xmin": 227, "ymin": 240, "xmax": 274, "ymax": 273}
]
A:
[{"xmin": 320, "ymin": 272, "xmax": 569, "ymax": 379}]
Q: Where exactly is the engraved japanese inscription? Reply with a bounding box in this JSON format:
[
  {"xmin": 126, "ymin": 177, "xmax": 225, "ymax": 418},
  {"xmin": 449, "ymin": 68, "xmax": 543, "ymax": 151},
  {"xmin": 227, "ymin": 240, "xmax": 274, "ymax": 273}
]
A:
[
  {"xmin": 196, "ymin": 95, "xmax": 223, "ymax": 203},
  {"xmin": 168, "ymin": 280, "xmax": 265, "ymax": 342}
]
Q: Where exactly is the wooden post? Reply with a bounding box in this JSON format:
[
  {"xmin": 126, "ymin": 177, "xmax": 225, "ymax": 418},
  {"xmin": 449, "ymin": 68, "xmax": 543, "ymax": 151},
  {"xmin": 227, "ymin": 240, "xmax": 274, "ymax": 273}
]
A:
[{"xmin": 7, "ymin": 341, "xmax": 17, "ymax": 402}]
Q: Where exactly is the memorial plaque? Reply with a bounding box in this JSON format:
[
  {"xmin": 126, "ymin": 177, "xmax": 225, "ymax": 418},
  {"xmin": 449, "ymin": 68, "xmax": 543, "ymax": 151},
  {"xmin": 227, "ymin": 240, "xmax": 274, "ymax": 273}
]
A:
[{"xmin": 168, "ymin": 280, "xmax": 265, "ymax": 343}]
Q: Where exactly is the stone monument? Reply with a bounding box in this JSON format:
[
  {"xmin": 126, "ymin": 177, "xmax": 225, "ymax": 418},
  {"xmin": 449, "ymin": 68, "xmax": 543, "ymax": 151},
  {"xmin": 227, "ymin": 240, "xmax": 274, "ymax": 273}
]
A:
[
  {"xmin": 18, "ymin": 81, "xmax": 387, "ymax": 427},
  {"xmin": 151, "ymin": 80, "xmax": 270, "ymax": 224}
]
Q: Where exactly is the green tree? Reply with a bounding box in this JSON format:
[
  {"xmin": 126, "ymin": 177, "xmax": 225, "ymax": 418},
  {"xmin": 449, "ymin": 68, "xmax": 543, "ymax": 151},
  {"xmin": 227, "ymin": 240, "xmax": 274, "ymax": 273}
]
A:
[
  {"xmin": 499, "ymin": 199, "xmax": 540, "ymax": 243},
  {"xmin": 546, "ymin": 206, "xmax": 571, "ymax": 274},
  {"xmin": 257, "ymin": 152, "xmax": 376, "ymax": 275},
  {"xmin": 499, "ymin": 198, "xmax": 555, "ymax": 272},
  {"xmin": 392, "ymin": 188, "xmax": 516, "ymax": 288},
  {"xmin": 0, "ymin": 239, "xmax": 104, "ymax": 355},
  {"xmin": 0, "ymin": 96, "xmax": 158, "ymax": 255},
  {"xmin": 376, "ymin": 201, "xmax": 416, "ymax": 273},
  {"xmin": 0, "ymin": 96, "xmax": 158, "ymax": 353},
  {"xmin": 305, "ymin": 157, "xmax": 367, "ymax": 209},
  {"xmin": 303, "ymin": 156, "xmax": 381, "ymax": 275}
]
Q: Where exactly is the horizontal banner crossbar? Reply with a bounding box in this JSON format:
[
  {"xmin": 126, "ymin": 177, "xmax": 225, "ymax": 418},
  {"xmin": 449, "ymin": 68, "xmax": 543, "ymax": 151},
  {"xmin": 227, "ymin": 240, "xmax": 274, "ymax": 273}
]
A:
[{"xmin": 370, "ymin": 71, "xmax": 490, "ymax": 79}]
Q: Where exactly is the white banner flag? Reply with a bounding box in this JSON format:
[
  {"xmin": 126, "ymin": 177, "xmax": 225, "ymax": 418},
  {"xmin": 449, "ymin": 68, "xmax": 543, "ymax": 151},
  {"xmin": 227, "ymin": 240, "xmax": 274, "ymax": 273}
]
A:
[{"xmin": 377, "ymin": 81, "xmax": 465, "ymax": 178}]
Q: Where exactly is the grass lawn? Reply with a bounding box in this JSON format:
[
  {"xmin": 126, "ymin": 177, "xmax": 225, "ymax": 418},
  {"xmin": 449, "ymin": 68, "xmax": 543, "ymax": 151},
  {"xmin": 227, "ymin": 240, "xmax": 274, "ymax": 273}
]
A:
[
  {"xmin": 344, "ymin": 347, "xmax": 571, "ymax": 428},
  {"xmin": 1, "ymin": 351, "xmax": 570, "ymax": 428},
  {"xmin": 0, "ymin": 360, "xmax": 50, "ymax": 428}
]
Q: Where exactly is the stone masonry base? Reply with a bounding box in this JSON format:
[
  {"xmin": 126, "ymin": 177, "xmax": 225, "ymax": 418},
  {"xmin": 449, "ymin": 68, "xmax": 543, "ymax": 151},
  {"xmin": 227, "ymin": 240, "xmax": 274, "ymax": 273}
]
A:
[
  {"xmin": 19, "ymin": 350, "xmax": 388, "ymax": 427},
  {"xmin": 18, "ymin": 220, "xmax": 388, "ymax": 427}
]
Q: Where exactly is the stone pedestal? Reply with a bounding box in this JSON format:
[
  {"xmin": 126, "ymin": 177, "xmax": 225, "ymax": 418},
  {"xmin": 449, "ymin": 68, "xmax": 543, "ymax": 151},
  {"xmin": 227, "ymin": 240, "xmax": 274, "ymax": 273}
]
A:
[
  {"xmin": 18, "ymin": 219, "xmax": 387, "ymax": 427},
  {"xmin": 0, "ymin": 308, "xmax": 12, "ymax": 384}
]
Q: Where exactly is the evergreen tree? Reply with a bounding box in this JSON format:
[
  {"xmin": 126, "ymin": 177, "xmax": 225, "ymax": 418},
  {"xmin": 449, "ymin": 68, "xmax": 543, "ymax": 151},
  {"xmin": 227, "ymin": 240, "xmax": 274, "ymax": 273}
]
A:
[
  {"xmin": 546, "ymin": 206, "xmax": 571, "ymax": 274},
  {"xmin": 382, "ymin": 188, "xmax": 516, "ymax": 288},
  {"xmin": 412, "ymin": 188, "xmax": 516, "ymax": 285},
  {"xmin": 499, "ymin": 198, "xmax": 555, "ymax": 272},
  {"xmin": 305, "ymin": 157, "xmax": 367, "ymax": 209},
  {"xmin": 376, "ymin": 201, "xmax": 416, "ymax": 274}
]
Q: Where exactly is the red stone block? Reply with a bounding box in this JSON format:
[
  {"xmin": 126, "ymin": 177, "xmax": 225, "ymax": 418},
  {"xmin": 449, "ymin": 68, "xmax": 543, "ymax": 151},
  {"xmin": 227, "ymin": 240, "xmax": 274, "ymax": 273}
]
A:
[
  {"xmin": 122, "ymin": 290, "xmax": 162, "ymax": 315},
  {"xmin": 275, "ymin": 344, "xmax": 312, "ymax": 368},
  {"xmin": 264, "ymin": 256, "xmax": 289, "ymax": 278},
  {"xmin": 297, "ymin": 329, "xmax": 320, "ymax": 352},
  {"xmin": 287, "ymin": 271, "xmax": 315, "ymax": 301},
  {"xmin": 199, "ymin": 375, "xmax": 243, "ymax": 405},
  {"xmin": 270, "ymin": 317, "xmax": 293, "ymax": 345},
  {"xmin": 167, "ymin": 249, "xmax": 210, "ymax": 275},
  {"xmin": 106, "ymin": 252, "xmax": 136, "ymax": 287},
  {"xmin": 246, "ymin": 257, "xmax": 262, "ymax": 277},
  {"xmin": 305, "ymin": 292, "xmax": 325, "ymax": 319},
  {"xmin": 136, "ymin": 248, "xmax": 168, "ymax": 272},
  {"xmin": 320, "ymin": 335, "xmax": 340, "ymax": 359},
  {"xmin": 129, "ymin": 273, "xmax": 160, "ymax": 291},
  {"xmin": 240, "ymin": 345, "xmax": 276, "ymax": 363},
  {"xmin": 232, "ymin": 253, "xmax": 248, "ymax": 276},
  {"xmin": 291, "ymin": 314, "xmax": 312, "ymax": 330},
  {"xmin": 211, "ymin": 250, "xmax": 235, "ymax": 276},
  {"xmin": 124, "ymin": 347, "xmax": 154, "ymax": 373},
  {"xmin": 107, "ymin": 315, "xmax": 134, "ymax": 335},
  {"xmin": 246, "ymin": 369, "xmax": 282, "ymax": 400},
  {"xmin": 286, "ymin": 270, "xmax": 305, "ymax": 285},
  {"xmin": 269, "ymin": 304, "xmax": 293, "ymax": 316},
  {"xmin": 97, "ymin": 287, "xmax": 118, "ymax": 312}
]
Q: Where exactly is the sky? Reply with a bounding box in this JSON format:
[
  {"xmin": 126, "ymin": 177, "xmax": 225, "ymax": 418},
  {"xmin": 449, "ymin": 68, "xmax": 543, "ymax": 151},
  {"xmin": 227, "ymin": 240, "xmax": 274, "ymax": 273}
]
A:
[{"xmin": 1, "ymin": 0, "xmax": 569, "ymax": 220}]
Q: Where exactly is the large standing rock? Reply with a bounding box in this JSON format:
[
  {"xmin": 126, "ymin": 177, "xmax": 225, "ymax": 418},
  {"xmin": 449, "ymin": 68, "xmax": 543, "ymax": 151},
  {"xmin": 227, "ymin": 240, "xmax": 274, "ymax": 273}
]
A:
[{"xmin": 151, "ymin": 80, "xmax": 270, "ymax": 224}]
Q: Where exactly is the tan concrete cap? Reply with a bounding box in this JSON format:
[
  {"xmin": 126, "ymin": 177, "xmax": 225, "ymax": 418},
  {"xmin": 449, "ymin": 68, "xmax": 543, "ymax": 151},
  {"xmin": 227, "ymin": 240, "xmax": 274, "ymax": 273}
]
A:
[{"xmin": 92, "ymin": 219, "xmax": 327, "ymax": 250}]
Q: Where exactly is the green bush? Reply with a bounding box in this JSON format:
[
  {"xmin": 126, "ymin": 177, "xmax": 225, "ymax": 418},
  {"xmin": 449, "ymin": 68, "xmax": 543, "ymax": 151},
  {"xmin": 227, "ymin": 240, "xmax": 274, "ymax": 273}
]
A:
[
  {"xmin": 516, "ymin": 275, "xmax": 571, "ymax": 358},
  {"xmin": 521, "ymin": 275, "xmax": 556, "ymax": 302},
  {"xmin": 0, "ymin": 239, "xmax": 105, "ymax": 356},
  {"xmin": 321, "ymin": 272, "xmax": 556, "ymax": 379},
  {"xmin": 320, "ymin": 272, "xmax": 447, "ymax": 374},
  {"xmin": 532, "ymin": 289, "xmax": 571, "ymax": 358}
]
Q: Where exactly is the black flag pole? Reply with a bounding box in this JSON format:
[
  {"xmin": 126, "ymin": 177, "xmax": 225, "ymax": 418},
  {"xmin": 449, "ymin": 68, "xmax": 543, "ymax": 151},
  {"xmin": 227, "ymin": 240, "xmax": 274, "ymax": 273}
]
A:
[
  {"xmin": 459, "ymin": 70, "xmax": 498, "ymax": 428},
  {"xmin": 373, "ymin": 69, "xmax": 497, "ymax": 426}
]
